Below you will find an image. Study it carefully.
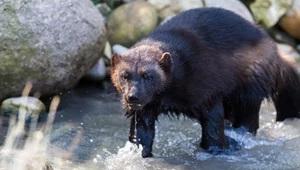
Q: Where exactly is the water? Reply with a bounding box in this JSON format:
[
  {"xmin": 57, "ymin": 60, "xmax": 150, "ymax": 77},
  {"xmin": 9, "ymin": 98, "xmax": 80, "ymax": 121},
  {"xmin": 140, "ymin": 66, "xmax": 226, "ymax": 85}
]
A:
[{"xmin": 2, "ymin": 83, "xmax": 300, "ymax": 170}]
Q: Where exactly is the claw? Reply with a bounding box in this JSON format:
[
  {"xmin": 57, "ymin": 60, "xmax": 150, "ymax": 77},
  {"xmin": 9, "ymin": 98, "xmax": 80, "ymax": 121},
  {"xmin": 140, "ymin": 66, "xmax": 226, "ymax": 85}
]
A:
[{"xmin": 129, "ymin": 135, "xmax": 137, "ymax": 144}]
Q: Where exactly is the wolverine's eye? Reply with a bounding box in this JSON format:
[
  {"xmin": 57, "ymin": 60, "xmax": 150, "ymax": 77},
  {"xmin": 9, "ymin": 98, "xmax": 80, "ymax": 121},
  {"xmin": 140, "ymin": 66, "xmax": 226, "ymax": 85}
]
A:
[
  {"xmin": 142, "ymin": 73, "xmax": 152, "ymax": 81},
  {"xmin": 120, "ymin": 72, "xmax": 129, "ymax": 81}
]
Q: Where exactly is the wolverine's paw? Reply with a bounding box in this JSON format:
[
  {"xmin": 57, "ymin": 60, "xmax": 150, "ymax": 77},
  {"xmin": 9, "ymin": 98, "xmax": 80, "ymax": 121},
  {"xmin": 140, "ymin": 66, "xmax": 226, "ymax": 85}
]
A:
[
  {"xmin": 129, "ymin": 135, "xmax": 137, "ymax": 144},
  {"xmin": 226, "ymin": 136, "xmax": 241, "ymax": 152},
  {"xmin": 142, "ymin": 148, "xmax": 153, "ymax": 158},
  {"xmin": 202, "ymin": 136, "xmax": 241, "ymax": 155}
]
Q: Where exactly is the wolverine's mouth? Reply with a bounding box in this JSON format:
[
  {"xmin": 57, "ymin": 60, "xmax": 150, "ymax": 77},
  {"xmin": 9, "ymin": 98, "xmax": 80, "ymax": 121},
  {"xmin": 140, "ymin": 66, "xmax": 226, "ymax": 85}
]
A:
[{"xmin": 128, "ymin": 103, "xmax": 144, "ymax": 110}]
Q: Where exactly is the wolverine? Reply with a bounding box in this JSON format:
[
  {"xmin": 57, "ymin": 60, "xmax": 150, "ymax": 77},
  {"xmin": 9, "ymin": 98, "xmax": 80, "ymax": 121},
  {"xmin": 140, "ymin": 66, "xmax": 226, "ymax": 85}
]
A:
[{"xmin": 111, "ymin": 7, "xmax": 300, "ymax": 158}]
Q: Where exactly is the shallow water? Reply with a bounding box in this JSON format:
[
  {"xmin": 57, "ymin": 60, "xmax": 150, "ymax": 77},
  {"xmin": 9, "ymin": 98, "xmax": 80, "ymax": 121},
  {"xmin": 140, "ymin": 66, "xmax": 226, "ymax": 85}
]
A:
[{"xmin": 3, "ymin": 84, "xmax": 300, "ymax": 170}]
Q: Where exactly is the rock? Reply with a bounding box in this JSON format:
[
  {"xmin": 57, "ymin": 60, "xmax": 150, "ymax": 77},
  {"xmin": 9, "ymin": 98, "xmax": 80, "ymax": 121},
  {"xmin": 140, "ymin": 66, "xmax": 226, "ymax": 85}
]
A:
[
  {"xmin": 104, "ymin": 42, "xmax": 112, "ymax": 59},
  {"xmin": 96, "ymin": 3, "xmax": 111, "ymax": 17},
  {"xmin": 148, "ymin": 0, "xmax": 204, "ymax": 20},
  {"xmin": 205, "ymin": 0, "xmax": 254, "ymax": 22},
  {"xmin": 0, "ymin": 0, "xmax": 106, "ymax": 100},
  {"xmin": 158, "ymin": 8, "xmax": 176, "ymax": 21},
  {"xmin": 160, "ymin": 14, "xmax": 176, "ymax": 25},
  {"xmin": 1, "ymin": 97, "xmax": 46, "ymax": 116},
  {"xmin": 123, "ymin": 0, "xmax": 144, "ymax": 2},
  {"xmin": 84, "ymin": 58, "xmax": 107, "ymax": 81},
  {"xmin": 112, "ymin": 44, "xmax": 129, "ymax": 55},
  {"xmin": 249, "ymin": 0, "xmax": 292, "ymax": 28},
  {"xmin": 107, "ymin": 1, "xmax": 158, "ymax": 47},
  {"xmin": 239, "ymin": 0, "xmax": 255, "ymax": 7},
  {"xmin": 150, "ymin": 0, "xmax": 252, "ymax": 22},
  {"xmin": 277, "ymin": 43, "xmax": 300, "ymax": 64},
  {"xmin": 167, "ymin": 0, "xmax": 204, "ymax": 12},
  {"xmin": 279, "ymin": 0, "xmax": 300, "ymax": 40},
  {"xmin": 268, "ymin": 26, "xmax": 297, "ymax": 46},
  {"xmin": 148, "ymin": 0, "xmax": 170, "ymax": 10}
]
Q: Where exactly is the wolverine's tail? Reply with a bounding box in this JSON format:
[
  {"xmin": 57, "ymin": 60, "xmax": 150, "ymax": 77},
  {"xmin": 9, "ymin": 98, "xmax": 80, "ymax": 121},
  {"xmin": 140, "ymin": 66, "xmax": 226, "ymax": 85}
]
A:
[{"xmin": 273, "ymin": 55, "xmax": 300, "ymax": 121}]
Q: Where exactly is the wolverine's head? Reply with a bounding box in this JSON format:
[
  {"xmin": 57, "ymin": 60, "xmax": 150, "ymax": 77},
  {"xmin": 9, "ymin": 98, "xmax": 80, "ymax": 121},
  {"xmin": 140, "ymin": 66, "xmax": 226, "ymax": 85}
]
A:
[{"xmin": 111, "ymin": 46, "xmax": 173, "ymax": 111}]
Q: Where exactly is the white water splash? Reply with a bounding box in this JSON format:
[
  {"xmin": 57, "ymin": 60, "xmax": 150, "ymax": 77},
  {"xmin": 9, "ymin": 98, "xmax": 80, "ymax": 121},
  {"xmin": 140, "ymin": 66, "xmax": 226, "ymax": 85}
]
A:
[
  {"xmin": 104, "ymin": 142, "xmax": 147, "ymax": 170},
  {"xmin": 258, "ymin": 119, "xmax": 300, "ymax": 140}
]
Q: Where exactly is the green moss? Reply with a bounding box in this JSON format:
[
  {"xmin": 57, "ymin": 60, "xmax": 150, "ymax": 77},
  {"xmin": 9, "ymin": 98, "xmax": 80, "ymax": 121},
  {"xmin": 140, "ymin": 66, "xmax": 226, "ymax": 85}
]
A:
[
  {"xmin": 1, "ymin": 3, "xmax": 36, "ymax": 56},
  {"xmin": 0, "ymin": 1, "xmax": 40, "ymax": 92}
]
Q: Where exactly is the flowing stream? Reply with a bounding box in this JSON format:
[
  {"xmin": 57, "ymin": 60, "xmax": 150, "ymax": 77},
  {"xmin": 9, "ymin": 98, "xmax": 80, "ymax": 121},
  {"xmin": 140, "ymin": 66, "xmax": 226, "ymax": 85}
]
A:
[{"xmin": 2, "ymin": 83, "xmax": 300, "ymax": 170}]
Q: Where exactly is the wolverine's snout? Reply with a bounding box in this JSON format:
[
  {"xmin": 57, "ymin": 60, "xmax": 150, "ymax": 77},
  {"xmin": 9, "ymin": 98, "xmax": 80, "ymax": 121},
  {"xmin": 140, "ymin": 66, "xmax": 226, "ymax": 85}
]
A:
[
  {"xmin": 128, "ymin": 93, "xmax": 139, "ymax": 103},
  {"xmin": 127, "ymin": 85, "xmax": 139, "ymax": 103},
  {"xmin": 125, "ymin": 85, "xmax": 145, "ymax": 110}
]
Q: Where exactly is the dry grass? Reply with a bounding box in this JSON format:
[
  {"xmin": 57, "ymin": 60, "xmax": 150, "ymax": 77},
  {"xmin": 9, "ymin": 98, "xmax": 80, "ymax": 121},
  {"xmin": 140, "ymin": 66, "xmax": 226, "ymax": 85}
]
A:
[{"xmin": 0, "ymin": 82, "xmax": 82, "ymax": 170}]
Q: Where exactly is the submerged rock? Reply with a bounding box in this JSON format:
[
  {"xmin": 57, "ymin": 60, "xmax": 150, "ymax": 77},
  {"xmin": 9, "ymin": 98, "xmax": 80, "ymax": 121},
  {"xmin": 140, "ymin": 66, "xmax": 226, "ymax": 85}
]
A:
[
  {"xmin": 107, "ymin": 1, "xmax": 158, "ymax": 47},
  {"xmin": 0, "ymin": 0, "xmax": 106, "ymax": 100},
  {"xmin": 249, "ymin": 0, "xmax": 292, "ymax": 28},
  {"xmin": 279, "ymin": 0, "xmax": 300, "ymax": 40},
  {"xmin": 1, "ymin": 96, "xmax": 46, "ymax": 116}
]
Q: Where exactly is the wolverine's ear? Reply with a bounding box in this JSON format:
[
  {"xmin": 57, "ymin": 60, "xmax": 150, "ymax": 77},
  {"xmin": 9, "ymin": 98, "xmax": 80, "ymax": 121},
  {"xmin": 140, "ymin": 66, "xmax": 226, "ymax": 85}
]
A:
[
  {"xmin": 159, "ymin": 52, "xmax": 173, "ymax": 73},
  {"xmin": 111, "ymin": 53, "xmax": 122, "ymax": 68}
]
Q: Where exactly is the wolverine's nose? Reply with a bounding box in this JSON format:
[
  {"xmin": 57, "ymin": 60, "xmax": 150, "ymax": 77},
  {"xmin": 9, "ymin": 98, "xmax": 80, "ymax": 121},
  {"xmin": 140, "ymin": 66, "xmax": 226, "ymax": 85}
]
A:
[{"xmin": 128, "ymin": 94, "xmax": 139, "ymax": 103}]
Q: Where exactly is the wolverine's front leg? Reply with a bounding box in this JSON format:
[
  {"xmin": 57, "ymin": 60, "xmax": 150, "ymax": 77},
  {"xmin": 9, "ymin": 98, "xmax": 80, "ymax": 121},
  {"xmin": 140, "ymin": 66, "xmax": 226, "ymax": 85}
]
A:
[
  {"xmin": 128, "ymin": 110, "xmax": 157, "ymax": 158},
  {"xmin": 129, "ymin": 112, "xmax": 137, "ymax": 144}
]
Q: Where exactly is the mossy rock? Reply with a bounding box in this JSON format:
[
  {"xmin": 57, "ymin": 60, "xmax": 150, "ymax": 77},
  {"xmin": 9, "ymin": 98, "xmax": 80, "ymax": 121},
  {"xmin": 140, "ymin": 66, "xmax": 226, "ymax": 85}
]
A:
[
  {"xmin": 249, "ymin": 0, "xmax": 292, "ymax": 28},
  {"xmin": 0, "ymin": 0, "xmax": 107, "ymax": 99},
  {"xmin": 107, "ymin": 1, "xmax": 158, "ymax": 47}
]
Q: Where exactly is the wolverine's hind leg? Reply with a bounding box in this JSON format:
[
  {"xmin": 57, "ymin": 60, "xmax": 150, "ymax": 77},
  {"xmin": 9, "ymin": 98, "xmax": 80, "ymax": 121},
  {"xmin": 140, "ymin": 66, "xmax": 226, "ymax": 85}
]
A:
[
  {"xmin": 227, "ymin": 87, "xmax": 265, "ymax": 136},
  {"xmin": 272, "ymin": 85, "xmax": 300, "ymax": 121},
  {"xmin": 199, "ymin": 101, "xmax": 240, "ymax": 153},
  {"xmin": 223, "ymin": 98, "xmax": 235, "ymax": 126},
  {"xmin": 230, "ymin": 98, "xmax": 262, "ymax": 135}
]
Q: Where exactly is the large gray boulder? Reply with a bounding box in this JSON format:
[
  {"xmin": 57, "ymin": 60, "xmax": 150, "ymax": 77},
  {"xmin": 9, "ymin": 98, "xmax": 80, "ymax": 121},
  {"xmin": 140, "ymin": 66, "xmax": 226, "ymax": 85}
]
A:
[{"xmin": 0, "ymin": 0, "xmax": 106, "ymax": 99}]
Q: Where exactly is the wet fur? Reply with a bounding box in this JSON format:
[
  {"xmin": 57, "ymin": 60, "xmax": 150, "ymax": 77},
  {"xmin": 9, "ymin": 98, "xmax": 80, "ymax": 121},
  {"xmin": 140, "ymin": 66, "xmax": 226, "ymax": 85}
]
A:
[{"xmin": 111, "ymin": 8, "xmax": 300, "ymax": 157}]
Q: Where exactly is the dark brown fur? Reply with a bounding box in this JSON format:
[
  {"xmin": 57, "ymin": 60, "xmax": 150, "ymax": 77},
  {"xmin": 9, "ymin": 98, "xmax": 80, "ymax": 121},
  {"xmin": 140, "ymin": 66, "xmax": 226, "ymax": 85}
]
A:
[{"xmin": 111, "ymin": 8, "xmax": 300, "ymax": 158}]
